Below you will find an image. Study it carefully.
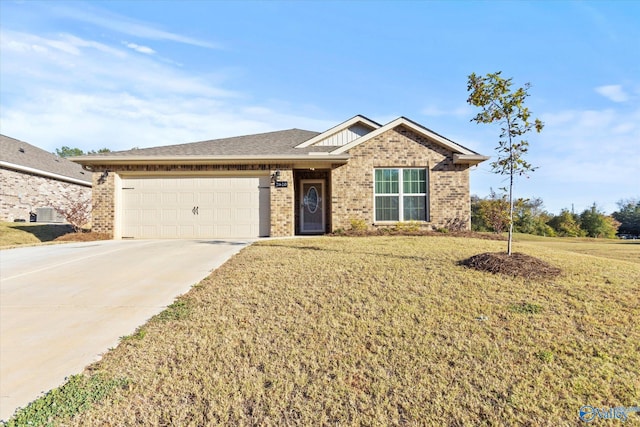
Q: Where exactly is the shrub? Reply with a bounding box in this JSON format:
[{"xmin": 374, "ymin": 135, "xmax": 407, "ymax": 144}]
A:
[{"xmin": 349, "ymin": 219, "xmax": 368, "ymax": 233}]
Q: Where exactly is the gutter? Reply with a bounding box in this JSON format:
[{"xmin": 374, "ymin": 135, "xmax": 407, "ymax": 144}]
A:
[{"xmin": 0, "ymin": 161, "xmax": 92, "ymax": 187}]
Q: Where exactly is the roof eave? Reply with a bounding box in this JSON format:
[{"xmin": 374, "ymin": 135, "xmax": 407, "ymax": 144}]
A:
[
  {"xmin": 453, "ymin": 154, "xmax": 490, "ymax": 165},
  {"xmin": 70, "ymin": 154, "xmax": 350, "ymax": 167},
  {"xmin": 0, "ymin": 160, "xmax": 92, "ymax": 186}
]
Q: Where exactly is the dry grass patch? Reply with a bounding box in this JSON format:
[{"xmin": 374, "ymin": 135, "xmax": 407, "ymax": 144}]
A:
[{"xmin": 7, "ymin": 236, "xmax": 639, "ymax": 425}]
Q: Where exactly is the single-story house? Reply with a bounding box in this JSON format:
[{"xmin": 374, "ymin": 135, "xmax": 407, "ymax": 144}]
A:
[
  {"xmin": 72, "ymin": 115, "xmax": 488, "ymax": 239},
  {"xmin": 0, "ymin": 135, "xmax": 92, "ymax": 222}
]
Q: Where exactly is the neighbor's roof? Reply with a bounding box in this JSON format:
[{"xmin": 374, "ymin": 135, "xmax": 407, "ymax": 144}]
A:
[{"xmin": 0, "ymin": 135, "xmax": 92, "ymax": 186}]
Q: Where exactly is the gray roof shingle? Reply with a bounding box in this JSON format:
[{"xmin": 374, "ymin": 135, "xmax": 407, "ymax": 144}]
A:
[
  {"xmin": 99, "ymin": 129, "xmax": 324, "ymax": 157},
  {"xmin": 0, "ymin": 135, "xmax": 92, "ymax": 184}
]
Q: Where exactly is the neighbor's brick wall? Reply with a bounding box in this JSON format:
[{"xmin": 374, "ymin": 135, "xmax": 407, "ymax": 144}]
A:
[
  {"xmin": 88, "ymin": 163, "xmax": 295, "ymax": 238},
  {"xmin": 331, "ymin": 125, "xmax": 471, "ymax": 231},
  {"xmin": 0, "ymin": 167, "xmax": 91, "ymax": 222}
]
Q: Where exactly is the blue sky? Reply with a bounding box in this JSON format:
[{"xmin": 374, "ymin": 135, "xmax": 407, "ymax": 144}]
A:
[{"xmin": 1, "ymin": 0, "xmax": 638, "ymax": 215}]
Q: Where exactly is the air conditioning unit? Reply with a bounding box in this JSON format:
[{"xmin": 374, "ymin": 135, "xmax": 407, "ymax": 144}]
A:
[{"xmin": 35, "ymin": 207, "xmax": 66, "ymax": 223}]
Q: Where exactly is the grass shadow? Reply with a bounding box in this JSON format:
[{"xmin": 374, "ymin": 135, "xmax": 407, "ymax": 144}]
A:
[{"xmin": 12, "ymin": 224, "xmax": 74, "ymax": 242}]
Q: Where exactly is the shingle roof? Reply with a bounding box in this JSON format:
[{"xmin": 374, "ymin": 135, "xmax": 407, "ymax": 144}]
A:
[
  {"xmin": 0, "ymin": 135, "xmax": 92, "ymax": 184},
  {"xmin": 100, "ymin": 129, "xmax": 324, "ymax": 157}
]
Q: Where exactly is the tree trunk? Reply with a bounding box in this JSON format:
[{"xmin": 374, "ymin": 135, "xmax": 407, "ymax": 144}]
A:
[{"xmin": 508, "ymin": 167, "xmax": 514, "ymax": 255}]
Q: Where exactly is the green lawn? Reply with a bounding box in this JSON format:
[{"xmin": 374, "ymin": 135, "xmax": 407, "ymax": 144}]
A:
[{"xmin": 5, "ymin": 235, "xmax": 640, "ymax": 426}]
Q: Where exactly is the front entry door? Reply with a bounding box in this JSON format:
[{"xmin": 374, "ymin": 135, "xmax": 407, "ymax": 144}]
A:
[{"xmin": 300, "ymin": 180, "xmax": 325, "ymax": 233}]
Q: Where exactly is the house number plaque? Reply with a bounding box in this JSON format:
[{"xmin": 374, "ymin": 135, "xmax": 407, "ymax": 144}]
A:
[{"xmin": 275, "ymin": 181, "xmax": 288, "ymax": 188}]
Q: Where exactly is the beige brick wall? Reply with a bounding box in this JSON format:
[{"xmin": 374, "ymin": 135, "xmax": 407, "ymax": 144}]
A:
[
  {"xmin": 331, "ymin": 125, "xmax": 471, "ymax": 231},
  {"xmin": 269, "ymin": 168, "xmax": 294, "ymax": 237},
  {"xmin": 0, "ymin": 167, "xmax": 91, "ymax": 222},
  {"xmin": 91, "ymin": 171, "xmax": 116, "ymax": 236}
]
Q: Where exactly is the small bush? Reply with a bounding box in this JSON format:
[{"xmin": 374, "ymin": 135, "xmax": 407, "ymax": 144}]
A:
[
  {"xmin": 52, "ymin": 197, "xmax": 94, "ymax": 233},
  {"xmin": 394, "ymin": 221, "xmax": 421, "ymax": 233},
  {"xmin": 349, "ymin": 219, "xmax": 368, "ymax": 233}
]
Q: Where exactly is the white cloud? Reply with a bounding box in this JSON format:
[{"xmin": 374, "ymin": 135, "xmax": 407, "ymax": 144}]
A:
[
  {"xmin": 124, "ymin": 42, "xmax": 155, "ymax": 55},
  {"xmin": 50, "ymin": 3, "xmax": 220, "ymax": 49},
  {"xmin": 0, "ymin": 27, "xmax": 332, "ymax": 153},
  {"xmin": 595, "ymin": 84, "xmax": 629, "ymax": 102}
]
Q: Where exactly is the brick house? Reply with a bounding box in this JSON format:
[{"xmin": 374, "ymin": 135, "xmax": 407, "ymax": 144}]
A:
[
  {"xmin": 0, "ymin": 135, "xmax": 92, "ymax": 222},
  {"xmin": 72, "ymin": 115, "xmax": 488, "ymax": 239}
]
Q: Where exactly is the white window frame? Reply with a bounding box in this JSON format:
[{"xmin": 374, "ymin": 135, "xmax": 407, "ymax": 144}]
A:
[{"xmin": 373, "ymin": 168, "xmax": 429, "ymax": 223}]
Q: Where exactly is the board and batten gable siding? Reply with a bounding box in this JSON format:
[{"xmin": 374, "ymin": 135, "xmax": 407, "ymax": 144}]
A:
[
  {"xmin": 313, "ymin": 124, "xmax": 372, "ymax": 147},
  {"xmin": 330, "ymin": 125, "xmax": 471, "ymax": 231}
]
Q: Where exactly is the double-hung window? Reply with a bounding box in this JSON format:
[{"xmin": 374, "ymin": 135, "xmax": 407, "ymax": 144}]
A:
[{"xmin": 374, "ymin": 168, "xmax": 428, "ymax": 222}]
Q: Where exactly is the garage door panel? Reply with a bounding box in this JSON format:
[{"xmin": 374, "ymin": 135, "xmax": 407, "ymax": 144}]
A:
[{"xmin": 122, "ymin": 176, "xmax": 268, "ymax": 239}]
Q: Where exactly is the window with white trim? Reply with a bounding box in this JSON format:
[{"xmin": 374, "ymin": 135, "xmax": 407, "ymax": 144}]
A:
[{"xmin": 374, "ymin": 168, "xmax": 428, "ymax": 222}]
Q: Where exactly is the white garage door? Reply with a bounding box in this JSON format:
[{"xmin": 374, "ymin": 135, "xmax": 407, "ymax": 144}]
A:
[{"xmin": 121, "ymin": 176, "xmax": 270, "ymax": 239}]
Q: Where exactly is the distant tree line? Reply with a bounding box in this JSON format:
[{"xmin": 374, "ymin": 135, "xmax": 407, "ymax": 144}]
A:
[
  {"xmin": 472, "ymin": 192, "xmax": 639, "ymax": 239},
  {"xmin": 54, "ymin": 146, "xmax": 111, "ymax": 157}
]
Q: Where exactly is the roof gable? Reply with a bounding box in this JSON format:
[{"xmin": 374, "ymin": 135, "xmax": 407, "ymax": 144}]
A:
[
  {"xmin": 294, "ymin": 115, "xmax": 380, "ymax": 148},
  {"xmin": 0, "ymin": 135, "xmax": 92, "ymax": 185},
  {"xmin": 70, "ymin": 115, "xmax": 488, "ymax": 167},
  {"xmin": 329, "ymin": 117, "xmax": 473, "ymax": 155}
]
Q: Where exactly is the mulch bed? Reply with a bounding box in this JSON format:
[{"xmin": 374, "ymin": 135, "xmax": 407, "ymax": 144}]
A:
[
  {"xmin": 332, "ymin": 230, "xmax": 506, "ymax": 241},
  {"xmin": 54, "ymin": 232, "xmax": 111, "ymax": 242},
  {"xmin": 459, "ymin": 252, "xmax": 562, "ymax": 280}
]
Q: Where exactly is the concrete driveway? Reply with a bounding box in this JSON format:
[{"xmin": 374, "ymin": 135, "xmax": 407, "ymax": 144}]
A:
[{"xmin": 0, "ymin": 239, "xmax": 251, "ymax": 421}]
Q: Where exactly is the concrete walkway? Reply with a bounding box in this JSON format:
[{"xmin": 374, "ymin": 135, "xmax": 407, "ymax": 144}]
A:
[{"xmin": 0, "ymin": 239, "xmax": 251, "ymax": 421}]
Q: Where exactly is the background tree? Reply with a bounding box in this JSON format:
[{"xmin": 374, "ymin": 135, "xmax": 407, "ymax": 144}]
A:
[
  {"xmin": 579, "ymin": 204, "xmax": 620, "ymax": 238},
  {"xmin": 54, "ymin": 147, "xmax": 111, "ymax": 157},
  {"xmin": 467, "ymin": 71, "xmax": 544, "ymax": 255},
  {"xmin": 476, "ymin": 189, "xmax": 510, "ymax": 234},
  {"xmin": 87, "ymin": 148, "xmax": 111, "ymax": 155},
  {"xmin": 547, "ymin": 209, "xmax": 584, "ymax": 237},
  {"xmin": 612, "ymin": 198, "xmax": 640, "ymax": 236},
  {"xmin": 54, "ymin": 146, "xmax": 84, "ymax": 158},
  {"xmin": 513, "ymin": 197, "xmax": 555, "ymax": 236}
]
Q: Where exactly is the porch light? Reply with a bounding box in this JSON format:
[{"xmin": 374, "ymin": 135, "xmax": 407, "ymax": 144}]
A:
[{"xmin": 271, "ymin": 169, "xmax": 281, "ymax": 182}]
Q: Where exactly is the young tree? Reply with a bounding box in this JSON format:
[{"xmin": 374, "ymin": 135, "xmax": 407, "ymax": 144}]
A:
[{"xmin": 467, "ymin": 71, "xmax": 544, "ymax": 255}]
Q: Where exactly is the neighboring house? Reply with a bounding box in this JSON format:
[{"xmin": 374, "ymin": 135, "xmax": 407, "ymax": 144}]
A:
[
  {"xmin": 72, "ymin": 115, "xmax": 488, "ymax": 239},
  {"xmin": 0, "ymin": 135, "xmax": 92, "ymax": 222}
]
